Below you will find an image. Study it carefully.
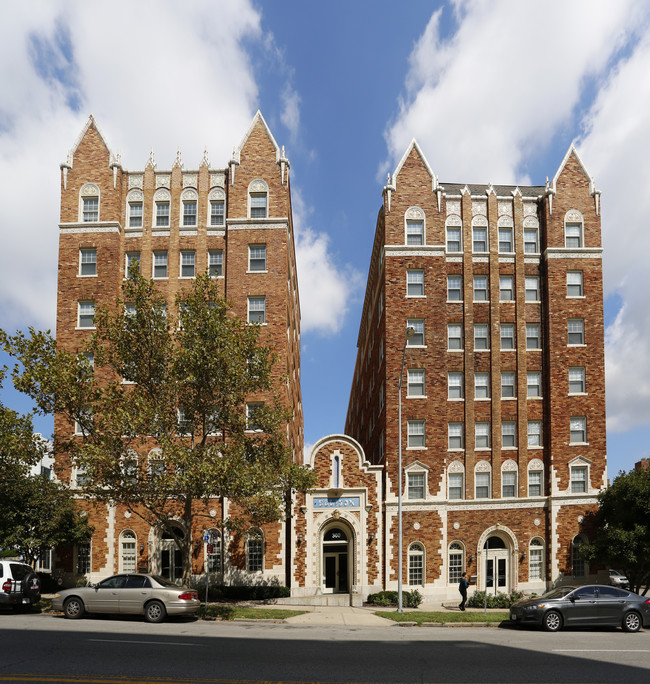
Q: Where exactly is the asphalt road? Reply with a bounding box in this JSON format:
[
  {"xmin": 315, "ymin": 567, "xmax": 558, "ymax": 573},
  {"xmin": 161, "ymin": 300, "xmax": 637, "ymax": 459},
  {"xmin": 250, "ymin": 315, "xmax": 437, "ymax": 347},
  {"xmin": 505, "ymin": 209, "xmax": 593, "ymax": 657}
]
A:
[{"xmin": 1, "ymin": 612, "xmax": 649, "ymax": 683}]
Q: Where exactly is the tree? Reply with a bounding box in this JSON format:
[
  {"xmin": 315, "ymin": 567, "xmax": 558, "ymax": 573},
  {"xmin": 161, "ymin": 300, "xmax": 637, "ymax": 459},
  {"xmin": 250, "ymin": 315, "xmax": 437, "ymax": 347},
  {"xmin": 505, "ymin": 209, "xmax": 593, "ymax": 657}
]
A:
[
  {"xmin": 582, "ymin": 467, "xmax": 650, "ymax": 594},
  {"xmin": 3, "ymin": 272, "xmax": 314, "ymax": 584}
]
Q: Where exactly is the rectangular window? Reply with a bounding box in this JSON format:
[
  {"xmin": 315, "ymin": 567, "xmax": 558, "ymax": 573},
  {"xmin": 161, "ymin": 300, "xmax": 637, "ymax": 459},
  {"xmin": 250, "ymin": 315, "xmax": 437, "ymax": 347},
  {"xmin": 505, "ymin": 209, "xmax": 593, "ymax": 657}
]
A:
[
  {"xmin": 525, "ymin": 276, "xmax": 540, "ymax": 302},
  {"xmin": 247, "ymin": 538, "xmax": 263, "ymax": 572},
  {"xmin": 498, "ymin": 227, "xmax": 513, "ymax": 252},
  {"xmin": 502, "ymin": 471, "xmax": 517, "ymax": 498},
  {"xmin": 76, "ymin": 543, "xmax": 91, "ymax": 574},
  {"xmin": 474, "ymin": 323, "xmax": 489, "ymax": 350},
  {"xmin": 448, "ymin": 422, "xmax": 464, "ymax": 450},
  {"xmin": 407, "ymin": 269, "xmax": 424, "ymax": 297},
  {"xmin": 407, "ymin": 420, "xmax": 425, "ymax": 448},
  {"xmin": 246, "ymin": 402, "xmax": 264, "ymax": 431},
  {"xmin": 448, "ymin": 372, "xmax": 463, "ymax": 399},
  {"xmin": 475, "ymin": 472, "xmax": 490, "ymax": 499},
  {"xmin": 407, "ymin": 473, "xmax": 425, "ymax": 500},
  {"xmin": 565, "ymin": 223, "xmax": 582, "ymax": 248},
  {"xmin": 82, "ymin": 198, "xmax": 98, "ymax": 222},
  {"xmin": 526, "ymin": 324, "xmax": 540, "ymax": 350},
  {"xmin": 183, "ymin": 201, "xmax": 197, "ymax": 227},
  {"xmin": 502, "ymin": 421, "xmax": 516, "ymax": 448},
  {"xmin": 79, "ymin": 248, "xmax": 97, "ymax": 276},
  {"xmin": 527, "ymin": 371, "xmax": 541, "ymax": 398},
  {"xmin": 125, "ymin": 251, "xmax": 140, "ymax": 276},
  {"xmin": 500, "ymin": 323, "xmax": 515, "ymax": 350},
  {"xmin": 448, "ymin": 324, "xmax": 463, "ymax": 350},
  {"xmin": 473, "ymin": 275, "xmax": 488, "ymax": 301},
  {"xmin": 447, "ymin": 227, "xmax": 461, "ymax": 252},
  {"xmin": 501, "ymin": 371, "xmax": 515, "ymax": 398},
  {"xmin": 499, "ymin": 276, "xmax": 513, "ymax": 301},
  {"xmin": 129, "ymin": 202, "xmax": 143, "ymax": 228},
  {"xmin": 568, "ymin": 318, "xmax": 584, "ymax": 345},
  {"xmin": 449, "ymin": 547, "xmax": 463, "ymax": 581},
  {"xmin": 78, "ymin": 301, "xmax": 95, "ymax": 329},
  {"xmin": 524, "ymin": 228, "xmax": 539, "ymax": 253},
  {"xmin": 407, "ymin": 369, "xmax": 425, "ymax": 397},
  {"xmin": 569, "ymin": 367, "xmax": 586, "ymax": 394},
  {"xmin": 449, "ymin": 473, "xmax": 464, "ymax": 500},
  {"xmin": 406, "ymin": 220, "xmax": 424, "ymax": 245},
  {"xmin": 181, "ymin": 251, "xmax": 196, "ymax": 278},
  {"xmin": 475, "ymin": 372, "xmax": 490, "ymax": 399},
  {"xmin": 208, "ymin": 250, "xmax": 223, "ymax": 277},
  {"xmin": 407, "ymin": 319, "xmax": 424, "ymax": 346},
  {"xmin": 567, "ymin": 271, "xmax": 583, "ymax": 297},
  {"xmin": 408, "ymin": 548, "xmax": 424, "ymax": 585},
  {"xmin": 153, "ymin": 251, "xmax": 168, "ymax": 278},
  {"xmin": 248, "ymin": 296, "xmax": 266, "ymax": 324},
  {"xmin": 571, "ymin": 465, "xmax": 588, "ymax": 493},
  {"xmin": 250, "ymin": 193, "xmax": 267, "ymax": 219},
  {"xmin": 530, "ymin": 546, "xmax": 543, "ymax": 579},
  {"xmin": 570, "ymin": 416, "xmax": 587, "ymax": 443},
  {"xmin": 210, "ymin": 200, "xmax": 225, "ymax": 226},
  {"xmin": 447, "ymin": 275, "xmax": 462, "ymax": 301},
  {"xmin": 527, "ymin": 420, "xmax": 542, "ymax": 447},
  {"xmin": 156, "ymin": 202, "xmax": 170, "ymax": 227},
  {"xmin": 528, "ymin": 470, "xmax": 542, "ymax": 497},
  {"xmin": 473, "ymin": 226, "xmax": 487, "ymax": 252},
  {"xmin": 249, "ymin": 244, "xmax": 267, "ymax": 271},
  {"xmin": 475, "ymin": 421, "xmax": 490, "ymax": 449}
]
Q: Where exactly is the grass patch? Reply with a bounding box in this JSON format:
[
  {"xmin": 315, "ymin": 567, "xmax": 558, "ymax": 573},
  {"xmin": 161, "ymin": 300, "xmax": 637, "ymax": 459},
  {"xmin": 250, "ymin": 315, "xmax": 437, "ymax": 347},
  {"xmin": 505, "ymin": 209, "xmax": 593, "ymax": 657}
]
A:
[
  {"xmin": 376, "ymin": 610, "xmax": 510, "ymax": 625},
  {"xmin": 200, "ymin": 605, "xmax": 307, "ymax": 621}
]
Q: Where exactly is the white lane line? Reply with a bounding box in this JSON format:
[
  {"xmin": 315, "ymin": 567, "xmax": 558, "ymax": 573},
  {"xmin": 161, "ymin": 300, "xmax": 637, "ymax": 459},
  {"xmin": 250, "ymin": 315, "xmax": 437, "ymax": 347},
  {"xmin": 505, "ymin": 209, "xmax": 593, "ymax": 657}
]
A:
[
  {"xmin": 88, "ymin": 639, "xmax": 196, "ymax": 646},
  {"xmin": 553, "ymin": 649, "xmax": 650, "ymax": 653}
]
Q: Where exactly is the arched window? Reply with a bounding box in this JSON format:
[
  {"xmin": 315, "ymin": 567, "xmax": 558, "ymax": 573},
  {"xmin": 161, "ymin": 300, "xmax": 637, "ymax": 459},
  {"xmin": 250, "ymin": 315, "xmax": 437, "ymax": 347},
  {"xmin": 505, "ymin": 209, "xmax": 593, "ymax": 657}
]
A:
[
  {"xmin": 206, "ymin": 528, "xmax": 222, "ymax": 573},
  {"xmin": 472, "ymin": 216, "xmax": 488, "ymax": 253},
  {"xmin": 446, "ymin": 215, "xmax": 462, "ymax": 252},
  {"xmin": 405, "ymin": 206, "xmax": 425, "ymax": 246},
  {"xmin": 208, "ymin": 187, "xmax": 225, "ymax": 227},
  {"xmin": 126, "ymin": 189, "xmax": 143, "ymax": 229},
  {"xmin": 524, "ymin": 216, "xmax": 539, "ymax": 253},
  {"xmin": 501, "ymin": 460, "xmax": 518, "ymax": 498},
  {"xmin": 119, "ymin": 529, "xmax": 137, "ymax": 573},
  {"xmin": 527, "ymin": 458, "xmax": 544, "ymax": 497},
  {"xmin": 529, "ymin": 538, "xmax": 544, "ymax": 580},
  {"xmin": 246, "ymin": 528, "xmax": 264, "ymax": 572},
  {"xmin": 448, "ymin": 461, "xmax": 465, "ymax": 500},
  {"xmin": 448, "ymin": 542, "xmax": 464, "ymax": 583},
  {"xmin": 148, "ymin": 448, "xmax": 165, "ymax": 478},
  {"xmin": 248, "ymin": 179, "xmax": 268, "ymax": 219},
  {"xmin": 154, "ymin": 189, "xmax": 171, "ymax": 229},
  {"xmin": 564, "ymin": 210, "xmax": 584, "ymax": 248},
  {"xmin": 80, "ymin": 183, "xmax": 99, "ymax": 222},
  {"xmin": 475, "ymin": 461, "xmax": 492, "ymax": 499},
  {"xmin": 181, "ymin": 188, "xmax": 198, "ymax": 227},
  {"xmin": 572, "ymin": 535, "xmax": 588, "ymax": 577},
  {"xmin": 408, "ymin": 542, "xmax": 424, "ymax": 585}
]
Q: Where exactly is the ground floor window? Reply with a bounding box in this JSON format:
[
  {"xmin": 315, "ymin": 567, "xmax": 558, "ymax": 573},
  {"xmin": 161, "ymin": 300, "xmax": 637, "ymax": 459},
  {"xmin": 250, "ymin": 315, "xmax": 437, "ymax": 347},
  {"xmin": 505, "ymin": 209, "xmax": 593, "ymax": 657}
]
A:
[
  {"xmin": 36, "ymin": 549, "xmax": 52, "ymax": 572},
  {"xmin": 119, "ymin": 529, "xmax": 137, "ymax": 574},
  {"xmin": 77, "ymin": 543, "xmax": 91, "ymax": 575},
  {"xmin": 408, "ymin": 543, "xmax": 424, "ymax": 585},
  {"xmin": 572, "ymin": 535, "xmax": 586, "ymax": 577},
  {"xmin": 449, "ymin": 542, "xmax": 464, "ymax": 583},
  {"xmin": 529, "ymin": 538, "xmax": 544, "ymax": 580},
  {"xmin": 207, "ymin": 528, "xmax": 222, "ymax": 573},
  {"xmin": 246, "ymin": 528, "xmax": 264, "ymax": 572}
]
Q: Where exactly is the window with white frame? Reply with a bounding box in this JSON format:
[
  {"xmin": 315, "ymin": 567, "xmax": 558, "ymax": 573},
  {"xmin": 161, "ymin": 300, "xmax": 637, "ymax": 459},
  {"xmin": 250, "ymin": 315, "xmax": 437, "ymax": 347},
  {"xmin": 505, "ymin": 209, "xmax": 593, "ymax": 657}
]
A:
[
  {"xmin": 569, "ymin": 367, "xmax": 586, "ymax": 394},
  {"xmin": 78, "ymin": 301, "xmax": 95, "ymax": 329},
  {"xmin": 246, "ymin": 402, "xmax": 264, "ymax": 431},
  {"xmin": 79, "ymin": 248, "xmax": 97, "ymax": 276},
  {"xmin": 250, "ymin": 192, "xmax": 268, "ymax": 219},
  {"xmin": 529, "ymin": 539, "xmax": 544, "ymax": 580},
  {"xmin": 524, "ymin": 227, "xmax": 539, "ymax": 253},
  {"xmin": 475, "ymin": 372, "xmax": 490, "ymax": 399},
  {"xmin": 473, "ymin": 225, "xmax": 488, "ymax": 252},
  {"xmin": 526, "ymin": 324, "xmax": 540, "ymax": 349},
  {"xmin": 501, "ymin": 371, "xmax": 515, "ymax": 398},
  {"xmin": 447, "ymin": 275, "xmax": 462, "ymax": 301},
  {"xmin": 567, "ymin": 271, "xmax": 583, "ymax": 297},
  {"xmin": 407, "ymin": 269, "xmax": 424, "ymax": 296},
  {"xmin": 177, "ymin": 408, "xmax": 192, "ymax": 435},
  {"xmin": 128, "ymin": 196, "xmax": 143, "ymax": 228},
  {"xmin": 182, "ymin": 196, "xmax": 197, "ymax": 227},
  {"xmin": 248, "ymin": 296, "xmax": 266, "ymax": 324},
  {"xmin": 527, "ymin": 420, "xmax": 542, "ymax": 447},
  {"xmin": 408, "ymin": 543, "xmax": 424, "ymax": 585},
  {"xmin": 210, "ymin": 198, "xmax": 225, "ymax": 227},
  {"xmin": 249, "ymin": 244, "xmax": 267, "ymax": 271},
  {"xmin": 148, "ymin": 449, "xmax": 165, "ymax": 478},
  {"xmin": 446, "ymin": 224, "xmax": 461, "ymax": 252},
  {"xmin": 475, "ymin": 469, "xmax": 491, "ymax": 498},
  {"xmin": 206, "ymin": 529, "xmax": 222, "ymax": 573},
  {"xmin": 448, "ymin": 468, "xmax": 464, "ymax": 499},
  {"xmin": 527, "ymin": 371, "xmax": 541, "ymax": 398},
  {"xmin": 501, "ymin": 468, "xmax": 517, "ymax": 498},
  {"xmin": 407, "ymin": 420, "xmax": 425, "ymax": 448},
  {"xmin": 407, "ymin": 369, "xmax": 425, "ymax": 397},
  {"xmin": 572, "ymin": 535, "xmax": 586, "ymax": 576},
  {"xmin": 407, "ymin": 319, "xmax": 424, "ymax": 346},
  {"xmin": 406, "ymin": 219, "xmax": 424, "ymax": 245},
  {"xmin": 475, "ymin": 422, "xmax": 490, "ymax": 449},
  {"xmin": 565, "ymin": 222, "xmax": 583, "ymax": 248},
  {"xmin": 502, "ymin": 421, "xmax": 516, "ymax": 448},
  {"xmin": 119, "ymin": 530, "xmax": 137, "ymax": 574},
  {"xmin": 246, "ymin": 528, "xmax": 264, "ymax": 572},
  {"xmin": 76, "ymin": 543, "xmax": 91, "ymax": 575},
  {"xmin": 473, "ymin": 275, "xmax": 488, "ymax": 301},
  {"xmin": 498, "ymin": 227, "xmax": 513, "ymax": 252},
  {"xmin": 474, "ymin": 323, "xmax": 489, "ymax": 350},
  {"xmin": 125, "ymin": 251, "xmax": 140, "ymax": 276},
  {"xmin": 448, "ymin": 324, "xmax": 463, "ymax": 350},
  {"xmin": 448, "ymin": 372, "xmax": 463, "ymax": 399},
  {"xmin": 448, "ymin": 422, "xmax": 463, "ymax": 450},
  {"xmin": 121, "ymin": 450, "xmax": 138, "ymax": 483},
  {"xmin": 499, "ymin": 276, "xmax": 513, "ymax": 301},
  {"xmin": 208, "ymin": 250, "xmax": 223, "ymax": 277},
  {"xmin": 407, "ymin": 472, "xmax": 426, "ymax": 500},
  {"xmin": 154, "ymin": 190, "xmax": 170, "ymax": 228},
  {"xmin": 181, "ymin": 251, "xmax": 196, "ymax": 278},
  {"xmin": 568, "ymin": 318, "xmax": 584, "ymax": 345},
  {"xmin": 528, "ymin": 469, "xmax": 543, "ymax": 496},
  {"xmin": 500, "ymin": 323, "xmax": 515, "ymax": 350},
  {"xmin": 81, "ymin": 184, "xmax": 99, "ymax": 222},
  {"xmin": 153, "ymin": 251, "xmax": 168, "ymax": 278},
  {"xmin": 525, "ymin": 276, "xmax": 540, "ymax": 302},
  {"xmin": 449, "ymin": 542, "xmax": 464, "ymax": 583},
  {"xmin": 570, "ymin": 465, "xmax": 588, "ymax": 493},
  {"xmin": 570, "ymin": 416, "xmax": 587, "ymax": 444},
  {"xmin": 74, "ymin": 464, "xmax": 90, "ymax": 487}
]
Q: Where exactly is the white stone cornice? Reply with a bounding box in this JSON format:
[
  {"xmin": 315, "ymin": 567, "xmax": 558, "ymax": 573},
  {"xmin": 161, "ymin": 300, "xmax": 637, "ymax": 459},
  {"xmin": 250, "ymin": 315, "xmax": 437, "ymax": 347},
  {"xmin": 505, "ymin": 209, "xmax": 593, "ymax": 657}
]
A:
[
  {"xmin": 226, "ymin": 219, "xmax": 288, "ymax": 231},
  {"xmin": 385, "ymin": 245, "xmax": 445, "ymax": 258},
  {"xmin": 545, "ymin": 248, "xmax": 603, "ymax": 259},
  {"xmin": 60, "ymin": 222, "xmax": 121, "ymax": 234}
]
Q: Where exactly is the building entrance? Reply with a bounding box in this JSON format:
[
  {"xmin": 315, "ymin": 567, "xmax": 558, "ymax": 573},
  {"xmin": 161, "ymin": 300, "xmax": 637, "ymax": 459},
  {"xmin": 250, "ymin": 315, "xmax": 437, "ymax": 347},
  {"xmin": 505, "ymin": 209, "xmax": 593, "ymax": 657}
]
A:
[
  {"xmin": 159, "ymin": 529, "xmax": 183, "ymax": 584},
  {"xmin": 322, "ymin": 527, "xmax": 349, "ymax": 593},
  {"xmin": 483, "ymin": 535, "xmax": 510, "ymax": 594}
]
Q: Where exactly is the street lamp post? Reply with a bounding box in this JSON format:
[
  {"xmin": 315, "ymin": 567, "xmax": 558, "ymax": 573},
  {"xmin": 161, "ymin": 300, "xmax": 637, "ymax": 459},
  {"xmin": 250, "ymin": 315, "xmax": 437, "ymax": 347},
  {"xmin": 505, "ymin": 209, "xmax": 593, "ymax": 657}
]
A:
[{"xmin": 397, "ymin": 325, "xmax": 415, "ymax": 613}]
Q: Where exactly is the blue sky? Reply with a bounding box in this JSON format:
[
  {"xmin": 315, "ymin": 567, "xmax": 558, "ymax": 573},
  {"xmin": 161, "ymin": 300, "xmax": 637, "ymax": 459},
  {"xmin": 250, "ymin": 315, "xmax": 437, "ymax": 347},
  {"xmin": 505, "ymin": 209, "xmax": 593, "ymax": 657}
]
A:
[{"xmin": 1, "ymin": 0, "xmax": 650, "ymax": 477}]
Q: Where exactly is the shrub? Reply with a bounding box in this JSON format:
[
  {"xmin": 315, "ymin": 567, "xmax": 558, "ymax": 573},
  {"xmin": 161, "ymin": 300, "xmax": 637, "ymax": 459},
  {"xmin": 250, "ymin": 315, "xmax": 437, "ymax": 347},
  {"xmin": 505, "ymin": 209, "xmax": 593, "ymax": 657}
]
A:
[
  {"xmin": 366, "ymin": 589, "xmax": 422, "ymax": 607},
  {"xmin": 467, "ymin": 590, "xmax": 523, "ymax": 608},
  {"xmin": 194, "ymin": 584, "xmax": 291, "ymax": 602},
  {"xmin": 404, "ymin": 589, "xmax": 423, "ymax": 608}
]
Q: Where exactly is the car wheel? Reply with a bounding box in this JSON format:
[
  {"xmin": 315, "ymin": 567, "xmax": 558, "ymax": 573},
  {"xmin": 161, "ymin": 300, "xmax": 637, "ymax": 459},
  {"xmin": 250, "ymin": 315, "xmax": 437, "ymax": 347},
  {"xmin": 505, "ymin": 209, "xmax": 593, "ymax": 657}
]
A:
[
  {"xmin": 622, "ymin": 611, "xmax": 642, "ymax": 633},
  {"xmin": 144, "ymin": 600, "xmax": 166, "ymax": 624},
  {"xmin": 63, "ymin": 597, "xmax": 85, "ymax": 619},
  {"xmin": 543, "ymin": 610, "xmax": 563, "ymax": 632}
]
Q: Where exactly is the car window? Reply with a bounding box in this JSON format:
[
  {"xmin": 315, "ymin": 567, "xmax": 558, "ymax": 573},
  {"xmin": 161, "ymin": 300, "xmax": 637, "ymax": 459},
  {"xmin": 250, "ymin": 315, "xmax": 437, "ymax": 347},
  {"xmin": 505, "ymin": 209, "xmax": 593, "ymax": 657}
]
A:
[
  {"xmin": 598, "ymin": 586, "xmax": 627, "ymax": 598},
  {"xmin": 10, "ymin": 564, "xmax": 33, "ymax": 580},
  {"xmin": 125, "ymin": 575, "xmax": 151, "ymax": 588},
  {"xmin": 571, "ymin": 586, "xmax": 597, "ymax": 599},
  {"xmin": 541, "ymin": 586, "xmax": 576, "ymax": 599},
  {"xmin": 151, "ymin": 575, "xmax": 179, "ymax": 588},
  {"xmin": 98, "ymin": 575, "xmax": 127, "ymax": 589}
]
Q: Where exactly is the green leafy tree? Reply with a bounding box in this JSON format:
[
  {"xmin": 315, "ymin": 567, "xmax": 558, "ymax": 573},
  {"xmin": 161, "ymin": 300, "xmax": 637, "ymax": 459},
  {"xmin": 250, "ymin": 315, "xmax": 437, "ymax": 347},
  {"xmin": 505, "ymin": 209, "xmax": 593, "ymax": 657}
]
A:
[
  {"xmin": 582, "ymin": 467, "xmax": 650, "ymax": 594},
  {"xmin": 3, "ymin": 272, "xmax": 314, "ymax": 584}
]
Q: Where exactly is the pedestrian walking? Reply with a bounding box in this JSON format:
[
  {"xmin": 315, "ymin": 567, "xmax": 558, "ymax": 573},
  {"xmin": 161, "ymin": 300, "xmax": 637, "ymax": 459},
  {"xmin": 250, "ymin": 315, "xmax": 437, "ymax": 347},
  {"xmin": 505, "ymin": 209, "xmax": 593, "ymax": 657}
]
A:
[{"xmin": 458, "ymin": 571, "xmax": 469, "ymax": 611}]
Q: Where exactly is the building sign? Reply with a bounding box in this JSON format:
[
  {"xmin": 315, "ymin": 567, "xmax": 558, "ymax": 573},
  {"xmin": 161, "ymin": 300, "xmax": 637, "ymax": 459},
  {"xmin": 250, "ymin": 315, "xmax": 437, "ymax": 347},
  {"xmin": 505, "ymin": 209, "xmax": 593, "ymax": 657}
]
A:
[{"xmin": 314, "ymin": 497, "xmax": 360, "ymax": 509}]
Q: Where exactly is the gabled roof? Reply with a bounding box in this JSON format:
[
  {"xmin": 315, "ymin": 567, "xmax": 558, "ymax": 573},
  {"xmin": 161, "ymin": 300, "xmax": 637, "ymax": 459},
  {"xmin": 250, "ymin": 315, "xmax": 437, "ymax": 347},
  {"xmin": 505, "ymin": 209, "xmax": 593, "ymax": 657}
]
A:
[
  {"xmin": 234, "ymin": 110, "xmax": 281, "ymax": 163},
  {"xmin": 62, "ymin": 114, "xmax": 113, "ymax": 168},
  {"xmin": 552, "ymin": 143, "xmax": 597, "ymax": 195},
  {"xmin": 391, "ymin": 139, "xmax": 437, "ymax": 189}
]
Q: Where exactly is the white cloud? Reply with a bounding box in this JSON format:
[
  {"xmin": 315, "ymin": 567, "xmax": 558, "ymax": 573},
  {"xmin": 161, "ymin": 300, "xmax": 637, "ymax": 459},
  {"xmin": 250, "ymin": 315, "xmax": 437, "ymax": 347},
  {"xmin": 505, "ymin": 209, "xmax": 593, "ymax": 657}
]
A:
[{"xmin": 281, "ymin": 85, "xmax": 301, "ymax": 141}]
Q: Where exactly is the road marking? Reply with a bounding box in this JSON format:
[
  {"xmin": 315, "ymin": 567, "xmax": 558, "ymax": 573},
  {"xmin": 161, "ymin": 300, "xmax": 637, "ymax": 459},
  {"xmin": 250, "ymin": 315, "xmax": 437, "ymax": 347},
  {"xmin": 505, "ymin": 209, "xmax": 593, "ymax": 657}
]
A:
[
  {"xmin": 88, "ymin": 638, "xmax": 197, "ymax": 646},
  {"xmin": 553, "ymin": 649, "xmax": 650, "ymax": 653}
]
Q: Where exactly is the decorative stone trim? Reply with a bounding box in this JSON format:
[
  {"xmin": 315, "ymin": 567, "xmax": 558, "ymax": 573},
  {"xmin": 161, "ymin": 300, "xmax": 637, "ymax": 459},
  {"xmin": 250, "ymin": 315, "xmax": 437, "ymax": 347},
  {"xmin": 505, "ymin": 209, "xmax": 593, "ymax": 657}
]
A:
[
  {"xmin": 546, "ymin": 248, "xmax": 602, "ymax": 259},
  {"xmin": 446, "ymin": 200, "xmax": 461, "ymax": 216},
  {"xmin": 405, "ymin": 206, "xmax": 425, "ymax": 220},
  {"xmin": 498, "ymin": 202, "xmax": 513, "ymax": 217},
  {"xmin": 385, "ymin": 246, "xmax": 445, "ymax": 258},
  {"xmin": 523, "ymin": 202, "xmax": 538, "ymax": 217},
  {"xmin": 155, "ymin": 174, "xmax": 170, "ymax": 189},
  {"xmin": 60, "ymin": 222, "xmax": 121, "ymax": 234},
  {"xmin": 472, "ymin": 201, "xmax": 487, "ymax": 216},
  {"xmin": 502, "ymin": 459, "xmax": 518, "ymax": 472},
  {"xmin": 183, "ymin": 174, "xmax": 198, "ymax": 188},
  {"xmin": 475, "ymin": 460, "xmax": 491, "ymax": 473},
  {"xmin": 209, "ymin": 187, "xmax": 225, "ymax": 201},
  {"xmin": 210, "ymin": 172, "xmax": 225, "ymax": 188},
  {"xmin": 446, "ymin": 214, "xmax": 462, "ymax": 226},
  {"xmin": 523, "ymin": 215, "xmax": 539, "ymax": 228},
  {"xmin": 128, "ymin": 175, "xmax": 143, "ymax": 189}
]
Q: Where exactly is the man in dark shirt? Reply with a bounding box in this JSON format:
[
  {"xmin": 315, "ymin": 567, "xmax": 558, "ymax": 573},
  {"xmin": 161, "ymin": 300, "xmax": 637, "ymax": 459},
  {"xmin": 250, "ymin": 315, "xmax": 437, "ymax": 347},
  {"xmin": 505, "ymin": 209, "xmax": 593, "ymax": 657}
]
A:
[{"xmin": 459, "ymin": 572, "xmax": 469, "ymax": 611}]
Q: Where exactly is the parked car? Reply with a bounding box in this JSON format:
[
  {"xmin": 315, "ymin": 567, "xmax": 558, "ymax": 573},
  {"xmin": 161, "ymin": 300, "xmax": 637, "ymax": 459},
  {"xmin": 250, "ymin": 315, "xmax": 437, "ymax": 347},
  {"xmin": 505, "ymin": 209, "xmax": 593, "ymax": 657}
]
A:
[
  {"xmin": 510, "ymin": 584, "xmax": 650, "ymax": 632},
  {"xmin": 609, "ymin": 569, "xmax": 630, "ymax": 589},
  {"xmin": 52, "ymin": 573, "xmax": 200, "ymax": 623},
  {"xmin": 0, "ymin": 560, "xmax": 41, "ymax": 611}
]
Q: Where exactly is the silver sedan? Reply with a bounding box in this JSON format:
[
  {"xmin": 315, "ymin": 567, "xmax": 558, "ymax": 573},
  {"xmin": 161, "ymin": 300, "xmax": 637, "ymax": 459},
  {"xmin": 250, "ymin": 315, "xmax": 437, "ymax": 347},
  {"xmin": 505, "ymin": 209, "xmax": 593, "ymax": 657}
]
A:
[{"xmin": 52, "ymin": 574, "xmax": 201, "ymax": 623}]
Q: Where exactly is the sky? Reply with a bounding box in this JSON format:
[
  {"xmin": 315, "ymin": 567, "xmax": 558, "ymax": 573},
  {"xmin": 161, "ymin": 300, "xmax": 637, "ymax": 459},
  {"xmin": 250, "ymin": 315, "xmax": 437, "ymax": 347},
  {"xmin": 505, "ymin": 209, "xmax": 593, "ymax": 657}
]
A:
[{"xmin": 1, "ymin": 0, "xmax": 650, "ymax": 477}]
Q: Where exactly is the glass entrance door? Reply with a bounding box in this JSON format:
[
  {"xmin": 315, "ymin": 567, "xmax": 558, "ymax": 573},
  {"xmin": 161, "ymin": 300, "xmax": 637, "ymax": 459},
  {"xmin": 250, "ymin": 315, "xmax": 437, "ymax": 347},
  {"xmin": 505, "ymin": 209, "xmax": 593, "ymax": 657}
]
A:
[
  {"xmin": 322, "ymin": 527, "xmax": 350, "ymax": 594},
  {"xmin": 483, "ymin": 536, "xmax": 509, "ymax": 594},
  {"xmin": 159, "ymin": 529, "xmax": 183, "ymax": 583}
]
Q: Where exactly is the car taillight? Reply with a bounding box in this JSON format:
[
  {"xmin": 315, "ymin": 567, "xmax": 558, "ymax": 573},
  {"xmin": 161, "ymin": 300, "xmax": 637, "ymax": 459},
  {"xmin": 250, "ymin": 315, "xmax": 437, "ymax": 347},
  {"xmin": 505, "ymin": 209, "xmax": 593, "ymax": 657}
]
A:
[
  {"xmin": 178, "ymin": 592, "xmax": 197, "ymax": 600},
  {"xmin": 2, "ymin": 581, "xmax": 12, "ymax": 592},
  {"xmin": 644, "ymin": 599, "xmax": 650, "ymax": 605}
]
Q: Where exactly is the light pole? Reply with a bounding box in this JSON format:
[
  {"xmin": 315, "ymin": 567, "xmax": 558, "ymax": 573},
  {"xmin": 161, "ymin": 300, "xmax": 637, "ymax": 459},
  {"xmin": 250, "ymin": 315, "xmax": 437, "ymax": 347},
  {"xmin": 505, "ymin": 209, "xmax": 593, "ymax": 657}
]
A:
[{"xmin": 397, "ymin": 325, "xmax": 415, "ymax": 613}]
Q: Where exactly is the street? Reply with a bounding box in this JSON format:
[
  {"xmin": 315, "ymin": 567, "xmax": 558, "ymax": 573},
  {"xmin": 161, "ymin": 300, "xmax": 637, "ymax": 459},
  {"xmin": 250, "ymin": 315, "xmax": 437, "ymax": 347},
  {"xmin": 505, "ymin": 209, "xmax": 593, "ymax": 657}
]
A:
[{"xmin": 0, "ymin": 612, "xmax": 649, "ymax": 683}]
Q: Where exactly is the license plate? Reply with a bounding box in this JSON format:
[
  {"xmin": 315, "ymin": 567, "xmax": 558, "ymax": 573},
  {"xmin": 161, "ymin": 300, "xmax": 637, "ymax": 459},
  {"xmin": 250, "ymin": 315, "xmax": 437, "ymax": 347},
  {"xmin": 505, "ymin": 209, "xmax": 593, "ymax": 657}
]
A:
[{"xmin": 510, "ymin": 613, "xmax": 517, "ymax": 621}]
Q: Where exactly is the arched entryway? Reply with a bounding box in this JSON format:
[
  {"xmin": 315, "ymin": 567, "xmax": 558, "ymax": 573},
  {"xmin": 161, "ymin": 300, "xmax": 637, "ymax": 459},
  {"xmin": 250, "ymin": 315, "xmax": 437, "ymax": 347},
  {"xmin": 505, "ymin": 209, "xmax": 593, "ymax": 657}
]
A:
[
  {"xmin": 483, "ymin": 535, "xmax": 510, "ymax": 594},
  {"xmin": 158, "ymin": 526, "xmax": 184, "ymax": 583},
  {"xmin": 322, "ymin": 524, "xmax": 351, "ymax": 594}
]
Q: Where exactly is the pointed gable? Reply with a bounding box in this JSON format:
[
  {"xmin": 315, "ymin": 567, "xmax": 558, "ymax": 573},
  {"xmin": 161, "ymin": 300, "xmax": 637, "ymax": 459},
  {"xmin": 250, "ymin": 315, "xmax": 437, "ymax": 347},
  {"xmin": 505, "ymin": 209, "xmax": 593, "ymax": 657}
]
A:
[
  {"xmin": 62, "ymin": 115, "xmax": 114, "ymax": 169},
  {"xmin": 552, "ymin": 144, "xmax": 596, "ymax": 196},
  {"xmin": 235, "ymin": 110, "xmax": 280, "ymax": 163},
  {"xmin": 392, "ymin": 139, "xmax": 438, "ymax": 192}
]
